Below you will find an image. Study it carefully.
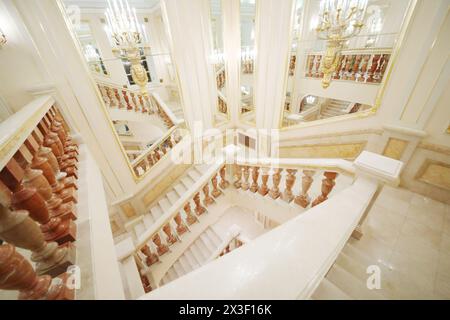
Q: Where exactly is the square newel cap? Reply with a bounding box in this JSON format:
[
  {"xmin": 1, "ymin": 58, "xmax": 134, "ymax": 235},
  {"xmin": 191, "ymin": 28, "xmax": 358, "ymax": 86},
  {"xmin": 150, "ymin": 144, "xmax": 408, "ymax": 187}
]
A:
[{"xmin": 353, "ymin": 151, "xmax": 404, "ymax": 186}]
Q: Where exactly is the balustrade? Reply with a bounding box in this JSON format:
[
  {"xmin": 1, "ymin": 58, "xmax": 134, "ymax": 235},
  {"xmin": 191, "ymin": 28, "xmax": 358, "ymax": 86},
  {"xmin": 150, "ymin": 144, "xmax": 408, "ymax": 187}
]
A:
[
  {"xmin": 305, "ymin": 51, "xmax": 391, "ymax": 84},
  {"xmin": 0, "ymin": 102, "xmax": 80, "ymax": 300},
  {"xmin": 218, "ymin": 96, "xmax": 228, "ymax": 115},
  {"xmin": 132, "ymin": 127, "xmax": 184, "ymax": 179},
  {"xmin": 233, "ymin": 162, "xmax": 344, "ymax": 211},
  {"xmin": 131, "ymin": 163, "xmax": 230, "ymax": 292}
]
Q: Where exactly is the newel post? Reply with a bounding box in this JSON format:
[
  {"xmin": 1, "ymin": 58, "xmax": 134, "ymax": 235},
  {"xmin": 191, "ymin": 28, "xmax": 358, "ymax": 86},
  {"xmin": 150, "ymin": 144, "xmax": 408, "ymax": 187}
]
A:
[{"xmin": 351, "ymin": 151, "xmax": 404, "ymax": 240}]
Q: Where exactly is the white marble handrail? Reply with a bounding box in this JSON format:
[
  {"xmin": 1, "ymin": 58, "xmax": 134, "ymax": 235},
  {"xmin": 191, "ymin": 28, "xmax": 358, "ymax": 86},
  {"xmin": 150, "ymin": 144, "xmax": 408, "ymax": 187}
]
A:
[
  {"xmin": 206, "ymin": 225, "xmax": 244, "ymax": 264},
  {"xmin": 0, "ymin": 95, "xmax": 54, "ymax": 171},
  {"xmin": 136, "ymin": 152, "xmax": 403, "ymax": 300}
]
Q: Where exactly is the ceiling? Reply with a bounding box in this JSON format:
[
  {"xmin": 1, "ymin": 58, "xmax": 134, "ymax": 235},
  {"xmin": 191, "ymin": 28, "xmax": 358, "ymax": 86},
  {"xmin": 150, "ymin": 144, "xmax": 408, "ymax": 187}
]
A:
[{"xmin": 63, "ymin": 0, "xmax": 160, "ymax": 10}]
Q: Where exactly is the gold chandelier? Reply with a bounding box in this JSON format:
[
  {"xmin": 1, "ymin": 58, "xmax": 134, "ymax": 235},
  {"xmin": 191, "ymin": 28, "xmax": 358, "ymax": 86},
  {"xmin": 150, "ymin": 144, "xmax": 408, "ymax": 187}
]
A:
[
  {"xmin": 105, "ymin": 0, "xmax": 151, "ymax": 96},
  {"xmin": 315, "ymin": 0, "xmax": 368, "ymax": 88}
]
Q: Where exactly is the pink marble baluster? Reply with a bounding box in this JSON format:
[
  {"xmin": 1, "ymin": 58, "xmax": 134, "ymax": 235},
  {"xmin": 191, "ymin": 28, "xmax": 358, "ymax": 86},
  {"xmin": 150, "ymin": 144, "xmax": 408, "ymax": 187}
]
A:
[
  {"xmin": 241, "ymin": 166, "xmax": 250, "ymax": 191},
  {"xmin": 269, "ymin": 168, "xmax": 282, "ymax": 200},
  {"xmin": 152, "ymin": 233, "xmax": 169, "ymax": 256},
  {"xmin": 312, "ymin": 172, "xmax": 338, "ymax": 207},
  {"xmin": 233, "ymin": 165, "xmax": 242, "ymax": 189},
  {"xmin": 250, "ymin": 167, "xmax": 260, "ymax": 193},
  {"xmin": 211, "ymin": 174, "xmax": 223, "ymax": 198},
  {"xmin": 282, "ymin": 169, "xmax": 297, "ymax": 203},
  {"xmin": 294, "ymin": 170, "xmax": 315, "ymax": 208},
  {"xmin": 184, "ymin": 202, "xmax": 197, "ymax": 225},
  {"xmin": 193, "ymin": 192, "xmax": 206, "ymax": 216},
  {"xmin": 219, "ymin": 166, "xmax": 230, "ymax": 189},
  {"xmin": 258, "ymin": 167, "xmax": 270, "ymax": 196},
  {"xmin": 202, "ymin": 184, "xmax": 214, "ymax": 206}
]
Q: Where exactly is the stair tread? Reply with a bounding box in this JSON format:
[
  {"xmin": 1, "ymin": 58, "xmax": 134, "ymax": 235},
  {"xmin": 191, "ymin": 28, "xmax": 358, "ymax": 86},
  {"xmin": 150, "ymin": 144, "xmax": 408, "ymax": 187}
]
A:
[
  {"xmin": 189, "ymin": 245, "xmax": 207, "ymax": 265},
  {"xmin": 206, "ymin": 228, "xmax": 222, "ymax": 246},
  {"xmin": 193, "ymin": 241, "xmax": 210, "ymax": 261},
  {"xmin": 181, "ymin": 176, "xmax": 195, "ymax": 189},
  {"xmin": 199, "ymin": 234, "xmax": 216, "ymax": 253},
  {"xmin": 150, "ymin": 205, "xmax": 164, "ymax": 220},
  {"xmin": 179, "ymin": 256, "xmax": 194, "ymax": 273},
  {"xmin": 159, "ymin": 198, "xmax": 172, "ymax": 212},
  {"xmin": 184, "ymin": 250, "xmax": 201, "ymax": 269},
  {"xmin": 166, "ymin": 191, "xmax": 179, "ymax": 205},
  {"xmin": 134, "ymin": 222, "xmax": 146, "ymax": 237},
  {"xmin": 327, "ymin": 264, "xmax": 385, "ymax": 300},
  {"xmin": 173, "ymin": 261, "xmax": 186, "ymax": 278},
  {"xmin": 174, "ymin": 183, "xmax": 188, "ymax": 196},
  {"xmin": 312, "ymin": 278, "xmax": 353, "ymax": 300},
  {"xmin": 142, "ymin": 214, "xmax": 155, "ymax": 229},
  {"xmin": 188, "ymin": 170, "xmax": 202, "ymax": 180}
]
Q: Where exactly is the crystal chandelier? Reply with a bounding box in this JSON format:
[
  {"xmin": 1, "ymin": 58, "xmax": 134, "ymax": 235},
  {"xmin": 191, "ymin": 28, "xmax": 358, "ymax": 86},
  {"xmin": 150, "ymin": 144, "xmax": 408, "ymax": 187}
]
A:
[
  {"xmin": 315, "ymin": 0, "xmax": 368, "ymax": 88},
  {"xmin": 105, "ymin": 0, "xmax": 150, "ymax": 96}
]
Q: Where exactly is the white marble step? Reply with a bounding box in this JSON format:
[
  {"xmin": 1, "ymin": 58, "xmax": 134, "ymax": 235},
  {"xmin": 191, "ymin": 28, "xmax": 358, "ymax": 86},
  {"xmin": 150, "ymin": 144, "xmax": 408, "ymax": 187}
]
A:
[
  {"xmin": 142, "ymin": 214, "xmax": 155, "ymax": 229},
  {"xmin": 167, "ymin": 268, "xmax": 177, "ymax": 282},
  {"xmin": 181, "ymin": 176, "xmax": 195, "ymax": 189},
  {"xmin": 184, "ymin": 250, "xmax": 201, "ymax": 269},
  {"xmin": 197, "ymin": 236, "xmax": 214, "ymax": 256},
  {"xmin": 195, "ymin": 164, "xmax": 210, "ymax": 174},
  {"xmin": 134, "ymin": 222, "xmax": 146, "ymax": 238},
  {"xmin": 326, "ymin": 264, "xmax": 385, "ymax": 300},
  {"xmin": 188, "ymin": 169, "xmax": 202, "ymax": 181},
  {"xmin": 173, "ymin": 182, "xmax": 188, "ymax": 197},
  {"xmin": 189, "ymin": 245, "xmax": 207, "ymax": 265},
  {"xmin": 166, "ymin": 190, "xmax": 180, "ymax": 205},
  {"xmin": 179, "ymin": 256, "xmax": 194, "ymax": 273},
  {"xmin": 199, "ymin": 234, "xmax": 217, "ymax": 253},
  {"xmin": 159, "ymin": 197, "xmax": 172, "ymax": 213},
  {"xmin": 312, "ymin": 279, "xmax": 353, "ymax": 300},
  {"xmin": 173, "ymin": 261, "xmax": 187, "ymax": 278},
  {"xmin": 150, "ymin": 204, "xmax": 164, "ymax": 221},
  {"xmin": 206, "ymin": 228, "xmax": 222, "ymax": 246},
  {"xmin": 192, "ymin": 241, "xmax": 210, "ymax": 262}
]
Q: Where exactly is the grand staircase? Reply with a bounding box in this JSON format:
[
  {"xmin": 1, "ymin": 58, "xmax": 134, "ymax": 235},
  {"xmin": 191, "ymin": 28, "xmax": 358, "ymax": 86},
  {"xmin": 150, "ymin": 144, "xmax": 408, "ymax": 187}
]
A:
[
  {"xmin": 312, "ymin": 242, "xmax": 386, "ymax": 300},
  {"xmin": 160, "ymin": 227, "xmax": 223, "ymax": 286},
  {"xmin": 320, "ymin": 99, "xmax": 352, "ymax": 118},
  {"xmin": 126, "ymin": 163, "xmax": 211, "ymax": 242}
]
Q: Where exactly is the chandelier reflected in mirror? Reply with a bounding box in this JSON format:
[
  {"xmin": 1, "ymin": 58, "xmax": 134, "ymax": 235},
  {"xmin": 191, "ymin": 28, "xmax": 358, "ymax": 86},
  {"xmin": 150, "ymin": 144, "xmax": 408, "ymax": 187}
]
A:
[
  {"xmin": 104, "ymin": 0, "xmax": 151, "ymax": 96},
  {"xmin": 315, "ymin": 0, "xmax": 368, "ymax": 88}
]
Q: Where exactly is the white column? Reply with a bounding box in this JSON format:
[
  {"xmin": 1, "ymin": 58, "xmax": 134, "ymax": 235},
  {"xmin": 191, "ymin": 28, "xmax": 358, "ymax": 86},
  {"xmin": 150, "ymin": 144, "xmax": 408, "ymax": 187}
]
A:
[
  {"xmin": 161, "ymin": 0, "xmax": 215, "ymax": 130},
  {"xmin": 12, "ymin": 0, "xmax": 136, "ymax": 198},
  {"xmin": 253, "ymin": 0, "xmax": 294, "ymax": 153},
  {"xmin": 222, "ymin": 0, "xmax": 241, "ymax": 126}
]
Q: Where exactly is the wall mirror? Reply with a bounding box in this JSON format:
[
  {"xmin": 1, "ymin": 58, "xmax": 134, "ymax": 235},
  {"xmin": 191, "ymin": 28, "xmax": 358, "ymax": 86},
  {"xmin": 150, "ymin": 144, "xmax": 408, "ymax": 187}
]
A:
[
  {"xmin": 62, "ymin": 0, "xmax": 186, "ymax": 180},
  {"xmin": 239, "ymin": 0, "xmax": 257, "ymax": 125},
  {"xmin": 209, "ymin": 0, "xmax": 229, "ymax": 125},
  {"xmin": 281, "ymin": 0, "xmax": 415, "ymax": 129}
]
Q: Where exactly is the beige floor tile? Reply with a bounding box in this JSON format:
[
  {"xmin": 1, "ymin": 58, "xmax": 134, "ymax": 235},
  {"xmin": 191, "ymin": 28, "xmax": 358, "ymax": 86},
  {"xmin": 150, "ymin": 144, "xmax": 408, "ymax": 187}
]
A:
[
  {"xmin": 407, "ymin": 204, "xmax": 445, "ymax": 232},
  {"xmin": 362, "ymin": 205, "xmax": 405, "ymax": 247},
  {"xmin": 444, "ymin": 212, "xmax": 450, "ymax": 237},
  {"xmin": 440, "ymin": 234, "xmax": 450, "ymax": 257},
  {"xmin": 375, "ymin": 192, "xmax": 410, "ymax": 216},
  {"xmin": 434, "ymin": 271, "xmax": 450, "ymax": 299},
  {"xmin": 348, "ymin": 235, "xmax": 393, "ymax": 267},
  {"xmin": 380, "ymin": 186, "xmax": 414, "ymax": 203},
  {"xmin": 397, "ymin": 218, "xmax": 442, "ymax": 251},
  {"xmin": 410, "ymin": 193, "xmax": 447, "ymax": 215}
]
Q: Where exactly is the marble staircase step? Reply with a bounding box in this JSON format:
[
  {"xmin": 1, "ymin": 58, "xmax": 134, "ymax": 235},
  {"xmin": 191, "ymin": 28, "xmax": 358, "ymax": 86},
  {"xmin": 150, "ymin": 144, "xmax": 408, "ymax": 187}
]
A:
[
  {"xmin": 142, "ymin": 214, "xmax": 155, "ymax": 229},
  {"xmin": 189, "ymin": 245, "xmax": 207, "ymax": 265},
  {"xmin": 179, "ymin": 256, "xmax": 194, "ymax": 273},
  {"xmin": 312, "ymin": 278, "xmax": 353, "ymax": 300},
  {"xmin": 159, "ymin": 197, "xmax": 172, "ymax": 213},
  {"xmin": 200, "ymin": 233, "xmax": 217, "ymax": 253},
  {"xmin": 174, "ymin": 182, "xmax": 188, "ymax": 197},
  {"xmin": 166, "ymin": 190, "xmax": 179, "ymax": 205},
  {"xmin": 326, "ymin": 264, "xmax": 385, "ymax": 300},
  {"xmin": 184, "ymin": 250, "xmax": 201, "ymax": 269},
  {"xmin": 150, "ymin": 205, "xmax": 164, "ymax": 221},
  {"xmin": 206, "ymin": 228, "xmax": 222, "ymax": 246},
  {"xmin": 173, "ymin": 261, "xmax": 187, "ymax": 278}
]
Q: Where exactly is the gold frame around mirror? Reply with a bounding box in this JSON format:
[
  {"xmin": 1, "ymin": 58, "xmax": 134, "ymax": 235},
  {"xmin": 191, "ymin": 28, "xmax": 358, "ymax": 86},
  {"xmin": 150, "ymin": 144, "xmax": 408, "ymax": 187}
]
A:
[
  {"xmin": 56, "ymin": 0, "xmax": 189, "ymax": 182},
  {"xmin": 278, "ymin": 0, "xmax": 418, "ymax": 131},
  {"xmin": 208, "ymin": 0, "xmax": 231, "ymax": 126},
  {"xmin": 238, "ymin": 0, "xmax": 259, "ymax": 127}
]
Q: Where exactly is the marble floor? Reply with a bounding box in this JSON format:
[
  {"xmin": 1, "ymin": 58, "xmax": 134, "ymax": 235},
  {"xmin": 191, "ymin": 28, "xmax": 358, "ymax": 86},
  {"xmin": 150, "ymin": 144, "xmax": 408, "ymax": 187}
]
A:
[{"xmin": 350, "ymin": 185, "xmax": 450, "ymax": 299}]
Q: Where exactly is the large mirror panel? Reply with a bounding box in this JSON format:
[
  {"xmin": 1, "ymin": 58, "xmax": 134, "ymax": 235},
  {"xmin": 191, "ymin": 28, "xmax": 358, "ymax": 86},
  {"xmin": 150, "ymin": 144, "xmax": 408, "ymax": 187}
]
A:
[
  {"xmin": 239, "ymin": 0, "xmax": 257, "ymax": 125},
  {"xmin": 281, "ymin": 0, "xmax": 413, "ymax": 128},
  {"xmin": 63, "ymin": 0, "xmax": 186, "ymax": 179},
  {"xmin": 209, "ymin": 0, "xmax": 229, "ymax": 125}
]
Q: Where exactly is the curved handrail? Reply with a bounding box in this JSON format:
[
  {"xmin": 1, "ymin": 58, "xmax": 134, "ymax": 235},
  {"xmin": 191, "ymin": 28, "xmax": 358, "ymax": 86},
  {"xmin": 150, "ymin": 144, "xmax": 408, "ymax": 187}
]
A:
[
  {"xmin": 235, "ymin": 157, "xmax": 356, "ymax": 177},
  {"xmin": 133, "ymin": 159, "xmax": 226, "ymax": 254},
  {"xmin": 152, "ymin": 93, "xmax": 184, "ymax": 126}
]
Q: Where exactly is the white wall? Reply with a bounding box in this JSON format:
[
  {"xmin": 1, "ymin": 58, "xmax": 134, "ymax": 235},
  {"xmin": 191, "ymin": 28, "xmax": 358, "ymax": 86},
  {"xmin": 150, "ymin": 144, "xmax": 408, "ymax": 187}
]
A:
[{"xmin": 0, "ymin": 0, "xmax": 48, "ymax": 112}]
